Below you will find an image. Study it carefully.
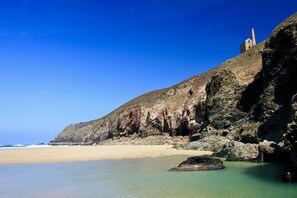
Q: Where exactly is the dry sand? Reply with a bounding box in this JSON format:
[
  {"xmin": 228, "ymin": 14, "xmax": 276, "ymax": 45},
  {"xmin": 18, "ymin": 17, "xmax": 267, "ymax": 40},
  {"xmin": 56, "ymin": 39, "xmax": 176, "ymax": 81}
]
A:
[{"xmin": 0, "ymin": 145, "xmax": 212, "ymax": 164}]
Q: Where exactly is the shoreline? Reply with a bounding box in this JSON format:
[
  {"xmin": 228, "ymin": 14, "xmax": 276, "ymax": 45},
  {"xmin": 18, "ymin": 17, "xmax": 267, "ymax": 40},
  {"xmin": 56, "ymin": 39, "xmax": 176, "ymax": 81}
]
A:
[{"xmin": 0, "ymin": 145, "xmax": 212, "ymax": 164}]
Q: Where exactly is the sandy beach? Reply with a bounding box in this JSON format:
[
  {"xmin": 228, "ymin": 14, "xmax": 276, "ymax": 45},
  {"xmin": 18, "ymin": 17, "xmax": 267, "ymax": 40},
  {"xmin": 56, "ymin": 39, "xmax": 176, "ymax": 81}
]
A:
[{"xmin": 0, "ymin": 145, "xmax": 212, "ymax": 164}]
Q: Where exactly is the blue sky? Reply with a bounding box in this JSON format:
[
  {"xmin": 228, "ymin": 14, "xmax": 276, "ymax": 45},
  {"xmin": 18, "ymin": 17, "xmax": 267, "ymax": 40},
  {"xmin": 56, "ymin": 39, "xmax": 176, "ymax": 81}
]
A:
[{"xmin": 0, "ymin": 0, "xmax": 296, "ymax": 144}]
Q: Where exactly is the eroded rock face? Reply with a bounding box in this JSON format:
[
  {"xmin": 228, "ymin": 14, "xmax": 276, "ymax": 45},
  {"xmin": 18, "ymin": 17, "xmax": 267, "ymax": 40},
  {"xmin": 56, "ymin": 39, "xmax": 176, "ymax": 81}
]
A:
[
  {"xmin": 202, "ymin": 70, "xmax": 247, "ymax": 132},
  {"xmin": 169, "ymin": 156, "xmax": 225, "ymax": 171},
  {"xmin": 191, "ymin": 13, "xmax": 297, "ymax": 164},
  {"xmin": 180, "ymin": 13, "xmax": 297, "ymax": 179},
  {"xmin": 283, "ymin": 95, "xmax": 297, "ymax": 182},
  {"xmin": 241, "ymin": 16, "xmax": 297, "ymax": 144},
  {"xmin": 247, "ymin": 14, "xmax": 297, "ymax": 181}
]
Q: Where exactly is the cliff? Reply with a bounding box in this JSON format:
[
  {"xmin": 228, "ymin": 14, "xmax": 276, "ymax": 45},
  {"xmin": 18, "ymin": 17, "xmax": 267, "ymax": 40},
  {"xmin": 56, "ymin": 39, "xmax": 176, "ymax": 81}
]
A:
[
  {"xmin": 51, "ymin": 39, "xmax": 264, "ymax": 145},
  {"xmin": 51, "ymin": 13, "xmax": 297, "ymax": 181}
]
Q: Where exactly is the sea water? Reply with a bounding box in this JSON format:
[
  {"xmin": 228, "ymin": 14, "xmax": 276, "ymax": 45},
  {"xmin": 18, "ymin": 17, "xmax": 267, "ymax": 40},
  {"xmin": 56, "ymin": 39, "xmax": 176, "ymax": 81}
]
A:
[
  {"xmin": 0, "ymin": 144, "xmax": 64, "ymax": 149},
  {"xmin": 0, "ymin": 156, "xmax": 296, "ymax": 198}
]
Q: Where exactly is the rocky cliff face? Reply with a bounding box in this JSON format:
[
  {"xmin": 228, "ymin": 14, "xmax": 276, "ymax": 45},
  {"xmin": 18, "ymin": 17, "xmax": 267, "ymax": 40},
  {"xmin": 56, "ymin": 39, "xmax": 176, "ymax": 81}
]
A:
[
  {"xmin": 51, "ymin": 13, "xmax": 297, "ymax": 181},
  {"xmin": 51, "ymin": 40, "xmax": 264, "ymax": 145}
]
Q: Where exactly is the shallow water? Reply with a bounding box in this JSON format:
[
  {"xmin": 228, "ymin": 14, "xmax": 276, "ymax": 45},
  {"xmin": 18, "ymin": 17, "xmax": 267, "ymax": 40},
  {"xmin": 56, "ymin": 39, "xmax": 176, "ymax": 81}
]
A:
[{"xmin": 0, "ymin": 156, "xmax": 296, "ymax": 198}]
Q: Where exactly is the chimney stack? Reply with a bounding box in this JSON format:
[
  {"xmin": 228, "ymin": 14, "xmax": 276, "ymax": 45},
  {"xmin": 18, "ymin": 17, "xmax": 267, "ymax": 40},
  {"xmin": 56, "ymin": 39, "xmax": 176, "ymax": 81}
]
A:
[{"xmin": 251, "ymin": 28, "xmax": 256, "ymax": 46}]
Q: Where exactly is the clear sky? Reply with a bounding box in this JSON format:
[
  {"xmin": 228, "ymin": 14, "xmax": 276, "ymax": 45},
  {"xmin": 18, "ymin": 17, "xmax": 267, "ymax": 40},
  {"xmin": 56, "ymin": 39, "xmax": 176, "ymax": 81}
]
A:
[{"xmin": 0, "ymin": 0, "xmax": 296, "ymax": 144}]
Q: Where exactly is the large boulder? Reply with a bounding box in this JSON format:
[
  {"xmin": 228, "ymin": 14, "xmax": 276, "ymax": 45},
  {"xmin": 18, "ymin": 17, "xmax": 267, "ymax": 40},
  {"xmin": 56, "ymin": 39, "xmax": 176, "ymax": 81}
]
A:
[
  {"xmin": 170, "ymin": 156, "xmax": 225, "ymax": 171},
  {"xmin": 225, "ymin": 142, "xmax": 259, "ymax": 161},
  {"xmin": 258, "ymin": 140, "xmax": 285, "ymax": 162},
  {"xmin": 214, "ymin": 141, "xmax": 259, "ymax": 161}
]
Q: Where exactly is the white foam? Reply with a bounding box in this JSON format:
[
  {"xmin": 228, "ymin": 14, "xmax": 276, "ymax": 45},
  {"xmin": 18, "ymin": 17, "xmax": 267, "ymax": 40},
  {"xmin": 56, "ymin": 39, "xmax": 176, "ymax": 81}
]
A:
[
  {"xmin": 12, "ymin": 144, "xmax": 26, "ymax": 147},
  {"xmin": 0, "ymin": 144, "xmax": 74, "ymax": 150}
]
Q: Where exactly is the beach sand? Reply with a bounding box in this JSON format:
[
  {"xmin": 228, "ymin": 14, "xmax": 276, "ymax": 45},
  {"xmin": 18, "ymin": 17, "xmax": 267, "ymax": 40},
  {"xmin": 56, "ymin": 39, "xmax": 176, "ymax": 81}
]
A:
[{"xmin": 0, "ymin": 145, "xmax": 212, "ymax": 164}]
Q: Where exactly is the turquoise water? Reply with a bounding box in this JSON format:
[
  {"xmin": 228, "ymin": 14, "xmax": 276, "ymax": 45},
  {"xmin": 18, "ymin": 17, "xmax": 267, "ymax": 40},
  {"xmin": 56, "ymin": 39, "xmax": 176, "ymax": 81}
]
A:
[{"xmin": 0, "ymin": 156, "xmax": 296, "ymax": 198}]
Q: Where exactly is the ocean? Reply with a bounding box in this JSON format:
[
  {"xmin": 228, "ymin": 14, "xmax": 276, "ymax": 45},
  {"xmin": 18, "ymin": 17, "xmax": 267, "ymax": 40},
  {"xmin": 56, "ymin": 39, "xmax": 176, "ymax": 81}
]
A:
[
  {"xmin": 0, "ymin": 144, "xmax": 69, "ymax": 149},
  {"xmin": 0, "ymin": 144, "xmax": 51, "ymax": 149},
  {"xmin": 0, "ymin": 155, "xmax": 296, "ymax": 198}
]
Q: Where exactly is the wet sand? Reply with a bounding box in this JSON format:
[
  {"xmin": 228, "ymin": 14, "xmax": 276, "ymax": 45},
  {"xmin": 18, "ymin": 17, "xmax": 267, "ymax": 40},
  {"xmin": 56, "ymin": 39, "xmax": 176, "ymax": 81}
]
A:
[{"xmin": 0, "ymin": 145, "xmax": 212, "ymax": 164}]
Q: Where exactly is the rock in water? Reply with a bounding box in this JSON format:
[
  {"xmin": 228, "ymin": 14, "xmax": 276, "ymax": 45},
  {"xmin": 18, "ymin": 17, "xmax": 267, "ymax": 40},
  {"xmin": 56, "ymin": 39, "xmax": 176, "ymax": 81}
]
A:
[{"xmin": 170, "ymin": 156, "xmax": 225, "ymax": 171}]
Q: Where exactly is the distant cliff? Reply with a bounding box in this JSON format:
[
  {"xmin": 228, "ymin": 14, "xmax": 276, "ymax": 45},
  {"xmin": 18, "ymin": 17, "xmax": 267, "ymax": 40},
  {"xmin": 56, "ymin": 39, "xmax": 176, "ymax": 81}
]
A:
[{"xmin": 51, "ymin": 13, "xmax": 297, "ymax": 181}]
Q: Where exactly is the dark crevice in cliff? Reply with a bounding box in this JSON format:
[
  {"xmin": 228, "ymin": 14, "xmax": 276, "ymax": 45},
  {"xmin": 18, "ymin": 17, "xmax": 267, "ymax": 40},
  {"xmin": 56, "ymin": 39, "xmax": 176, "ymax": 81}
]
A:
[
  {"xmin": 239, "ymin": 73, "xmax": 264, "ymax": 113},
  {"xmin": 257, "ymin": 105, "xmax": 291, "ymax": 142}
]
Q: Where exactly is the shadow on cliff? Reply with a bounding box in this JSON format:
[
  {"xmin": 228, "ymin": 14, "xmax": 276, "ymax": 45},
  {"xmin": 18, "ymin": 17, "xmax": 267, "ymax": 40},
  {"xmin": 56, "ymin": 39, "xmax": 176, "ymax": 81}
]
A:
[
  {"xmin": 239, "ymin": 72, "xmax": 264, "ymax": 113},
  {"xmin": 243, "ymin": 163, "xmax": 286, "ymax": 182}
]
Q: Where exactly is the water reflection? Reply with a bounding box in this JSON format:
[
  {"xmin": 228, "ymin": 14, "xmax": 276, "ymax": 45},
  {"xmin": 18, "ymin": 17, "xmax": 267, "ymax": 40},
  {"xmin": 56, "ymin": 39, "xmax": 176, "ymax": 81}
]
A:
[{"xmin": 242, "ymin": 163, "xmax": 285, "ymax": 182}]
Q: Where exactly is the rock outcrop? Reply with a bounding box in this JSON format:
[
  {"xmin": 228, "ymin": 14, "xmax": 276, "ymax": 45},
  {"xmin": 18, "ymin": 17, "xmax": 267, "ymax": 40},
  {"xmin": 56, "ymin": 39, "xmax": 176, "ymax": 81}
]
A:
[
  {"xmin": 169, "ymin": 156, "xmax": 224, "ymax": 171},
  {"xmin": 51, "ymin": 13, "xmax": 297, "ymax": 181}
]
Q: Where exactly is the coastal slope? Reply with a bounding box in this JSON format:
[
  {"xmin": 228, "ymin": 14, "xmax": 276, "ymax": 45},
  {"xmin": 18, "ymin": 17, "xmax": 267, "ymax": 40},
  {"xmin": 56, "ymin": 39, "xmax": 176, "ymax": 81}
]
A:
[{"xmin": 51, "ymin": 38, "xmax": 264, "ymax": 145}]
